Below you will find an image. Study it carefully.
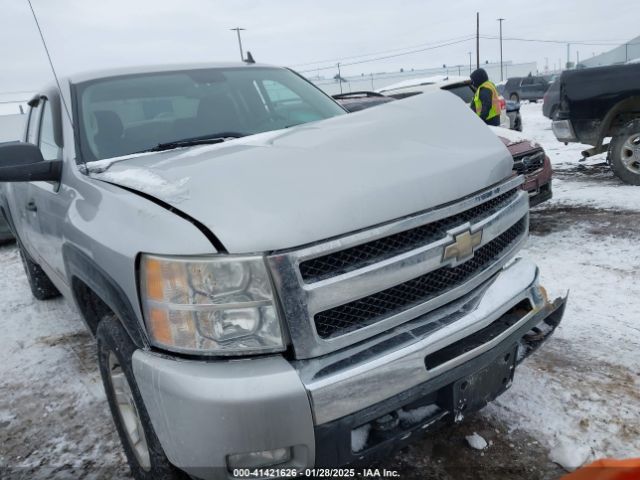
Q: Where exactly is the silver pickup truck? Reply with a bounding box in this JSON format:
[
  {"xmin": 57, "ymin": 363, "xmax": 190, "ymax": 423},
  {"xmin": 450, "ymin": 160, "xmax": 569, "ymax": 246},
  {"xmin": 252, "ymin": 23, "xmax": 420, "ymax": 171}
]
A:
[{"xmin": 0, "ymin": 63, "xmax": 566, "ymax": 480}]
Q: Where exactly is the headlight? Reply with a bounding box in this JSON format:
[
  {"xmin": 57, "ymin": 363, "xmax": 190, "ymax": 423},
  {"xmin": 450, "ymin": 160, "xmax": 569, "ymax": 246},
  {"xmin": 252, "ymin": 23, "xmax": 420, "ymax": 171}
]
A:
[{"xmin": 140, "ymin": 254, "xmax": 285, "ymax": 355}]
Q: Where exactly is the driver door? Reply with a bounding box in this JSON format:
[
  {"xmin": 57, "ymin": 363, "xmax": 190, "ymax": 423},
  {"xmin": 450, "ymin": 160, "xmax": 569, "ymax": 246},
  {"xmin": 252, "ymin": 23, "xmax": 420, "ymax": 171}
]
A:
[
  {"xmin": 4, "ymin": 104, "xmax": 41, "ymax": 256},
  {"xmin": 25, "ymin": 98, "xmax": 67, "ymax": 285}
]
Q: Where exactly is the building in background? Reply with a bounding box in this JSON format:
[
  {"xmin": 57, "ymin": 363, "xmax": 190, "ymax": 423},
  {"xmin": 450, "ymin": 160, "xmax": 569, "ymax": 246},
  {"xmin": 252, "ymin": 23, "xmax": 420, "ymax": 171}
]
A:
[
  {"xmin": 0, "ymin": 113, "xmax": 27, "ymax": 143},
  {"xmin": 0, "ymin": 92, "xmax": 32, "ymax": 116},
  {"xmin": 579, "ymin": 35, "xmax": 640, "ymax": 68},
  {"xmin": 308, "ymin": 60, "xmax": 537, "ymax": 96}
]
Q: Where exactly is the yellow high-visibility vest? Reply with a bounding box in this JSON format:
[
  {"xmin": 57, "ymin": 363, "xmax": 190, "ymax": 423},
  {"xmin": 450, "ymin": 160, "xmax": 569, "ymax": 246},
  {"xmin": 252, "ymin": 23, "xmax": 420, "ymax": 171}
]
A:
[{"xmin": 473, "ymin": 80, "xmax": 500, "ymax": 120}]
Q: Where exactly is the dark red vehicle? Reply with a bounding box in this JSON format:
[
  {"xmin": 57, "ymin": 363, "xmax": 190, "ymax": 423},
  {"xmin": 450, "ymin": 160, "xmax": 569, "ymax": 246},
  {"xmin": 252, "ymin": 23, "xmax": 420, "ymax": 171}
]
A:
[{"xmin": 492, "ymin": 129, "xmax": 553, "ymax": 207}]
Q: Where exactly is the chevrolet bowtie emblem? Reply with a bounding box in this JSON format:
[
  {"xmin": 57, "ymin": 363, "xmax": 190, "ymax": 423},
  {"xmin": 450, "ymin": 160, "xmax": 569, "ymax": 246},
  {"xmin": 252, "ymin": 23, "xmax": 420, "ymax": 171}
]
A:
[{"xmin": 442, "ymin": 229, "xmax": 483, "ymax": 264}]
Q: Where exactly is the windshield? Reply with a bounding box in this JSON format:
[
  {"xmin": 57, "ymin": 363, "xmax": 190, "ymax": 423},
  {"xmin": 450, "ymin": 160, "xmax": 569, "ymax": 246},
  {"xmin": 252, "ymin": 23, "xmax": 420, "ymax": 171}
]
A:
[{"xmin": 75, "ymin": 66, "xmax": 346, "ymax": 162}]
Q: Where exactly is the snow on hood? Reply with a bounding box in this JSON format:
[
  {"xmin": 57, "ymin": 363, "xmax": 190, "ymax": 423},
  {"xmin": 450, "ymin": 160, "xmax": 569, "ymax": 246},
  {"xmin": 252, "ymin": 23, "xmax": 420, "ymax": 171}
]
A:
[
  {"xmin": 90, "ymin": 91, "xmax": 513, "ymax": 253},
  {"xmin": 377, "ymin": 75, "xmax": 470, "ymax": 93},
  {"xmin": 489, "ymin": 125, "xmax": 539, "ymax": 149}
]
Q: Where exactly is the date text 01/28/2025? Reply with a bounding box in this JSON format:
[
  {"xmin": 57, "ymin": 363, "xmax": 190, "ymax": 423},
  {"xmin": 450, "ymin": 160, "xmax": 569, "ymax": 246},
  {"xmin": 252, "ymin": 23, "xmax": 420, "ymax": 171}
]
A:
[{"xmin": 232, "ymin": 468, "xmax": 401, "ymax": 478}]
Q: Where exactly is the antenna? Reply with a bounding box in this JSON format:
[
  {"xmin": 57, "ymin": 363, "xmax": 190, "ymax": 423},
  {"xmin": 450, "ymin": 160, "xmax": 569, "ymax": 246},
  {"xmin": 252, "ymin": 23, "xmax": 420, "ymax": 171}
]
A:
[{"xmin": 26, "ymin": 0, "xmax": 74, "ymax": 128}]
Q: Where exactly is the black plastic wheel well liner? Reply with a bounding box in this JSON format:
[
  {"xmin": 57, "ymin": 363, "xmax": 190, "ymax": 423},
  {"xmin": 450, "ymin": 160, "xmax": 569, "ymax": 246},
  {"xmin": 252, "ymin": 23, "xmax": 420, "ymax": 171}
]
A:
[{"xmin": 63, "ymin": 243, "xmax": 147, "ymax": 349}]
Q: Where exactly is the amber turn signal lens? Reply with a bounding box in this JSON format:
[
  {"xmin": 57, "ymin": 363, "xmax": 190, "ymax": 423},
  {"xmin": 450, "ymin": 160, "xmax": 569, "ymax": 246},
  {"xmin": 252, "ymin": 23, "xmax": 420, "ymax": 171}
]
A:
[
  {"xmin": 144, "ymin": 258, "xmax": 164, "ymax": 301},
  {"xmin": 149, "ymin": 308, "xmax": 172, "ymax": 345}
]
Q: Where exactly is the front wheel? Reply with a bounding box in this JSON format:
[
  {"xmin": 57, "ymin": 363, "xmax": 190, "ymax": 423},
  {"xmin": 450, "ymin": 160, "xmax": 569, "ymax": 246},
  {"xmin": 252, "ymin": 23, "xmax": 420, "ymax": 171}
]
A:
[
  {"xmin": 514, "ymin": 113, "xmax": 523, "ymax": 132},
  {"xmin": 97, "ymin": 316, "xmax": 188, "ymax": 480},
  {"xmin": 609, "ymin": 120, "xmax": 640, "ymax": 185},
  {"xmin": 19, "ymin": 244, "xmax": 60, "ymax": 300}
]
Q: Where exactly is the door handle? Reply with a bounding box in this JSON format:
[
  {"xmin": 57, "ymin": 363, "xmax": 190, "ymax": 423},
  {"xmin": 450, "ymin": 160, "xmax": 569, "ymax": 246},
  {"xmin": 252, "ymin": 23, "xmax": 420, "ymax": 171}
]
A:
[{"xmin": 26, "ymin": 201, "xmax": 37, "ymax": 212}]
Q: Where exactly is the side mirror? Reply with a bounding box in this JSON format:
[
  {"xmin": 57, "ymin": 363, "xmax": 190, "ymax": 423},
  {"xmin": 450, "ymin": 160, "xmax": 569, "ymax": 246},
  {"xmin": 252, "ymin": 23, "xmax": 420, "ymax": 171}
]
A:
[{"xmin": 0, "ymin": 142, "xmax": 62, "ymax": 182}]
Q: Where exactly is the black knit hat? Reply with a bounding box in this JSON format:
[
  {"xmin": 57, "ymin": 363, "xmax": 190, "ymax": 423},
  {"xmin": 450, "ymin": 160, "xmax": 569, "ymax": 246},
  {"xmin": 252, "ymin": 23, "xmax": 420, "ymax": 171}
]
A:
[{"xmin": 470, "ymin": 68, "xmax": 489, "ymax": 87}]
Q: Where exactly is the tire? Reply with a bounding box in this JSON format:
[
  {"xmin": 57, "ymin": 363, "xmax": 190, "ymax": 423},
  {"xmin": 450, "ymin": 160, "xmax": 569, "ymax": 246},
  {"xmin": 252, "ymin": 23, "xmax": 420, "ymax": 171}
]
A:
[
  {"xmin": 514, "ymin": 114, "xmax": 523, "ymax": 132},
  {"xmin": 608, "ymin": 119, "xmax": 640, "ymax": 185},
  {"xmin": 510, "ymin": 93, "xmax": 519, "ymax": 102},
  {"xmin": 19, "ymin": 244, "xmax": 60, "ymax": 300},
  {"xmin": 97, "ymin": 316, "xmax": 188, "ymax": 480}
]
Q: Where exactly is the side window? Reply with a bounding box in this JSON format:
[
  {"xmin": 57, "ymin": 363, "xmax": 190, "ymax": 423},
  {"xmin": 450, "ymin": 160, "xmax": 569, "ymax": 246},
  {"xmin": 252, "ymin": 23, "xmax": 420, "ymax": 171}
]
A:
[
  {"xmin": 521, "ymin": 77, "xmax": 534, "ymax": 86},
  {"xmin": 533, "ymin": 77, "xmax": 547, "ymax": 87},
  {"xmin": 257, "ymin": 79, "xmax": 323, "ymax": 125},
  {"xmin": 38, "ymin": 101, "xmax": 61, "ymax": 161},
  {"xmin": 261, "ymin": 80, "xmax": 301, "ymax": 103},
  {"xmin": 26, "ymin": 106, "xmax": 40, "ymax": 144}
]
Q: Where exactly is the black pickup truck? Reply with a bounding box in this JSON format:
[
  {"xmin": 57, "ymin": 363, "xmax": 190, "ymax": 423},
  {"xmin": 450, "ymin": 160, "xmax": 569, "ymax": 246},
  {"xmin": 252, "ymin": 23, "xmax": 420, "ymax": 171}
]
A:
[{"xmin": 552, "ymin": 63, "xmax": 640, "ymax": 185}]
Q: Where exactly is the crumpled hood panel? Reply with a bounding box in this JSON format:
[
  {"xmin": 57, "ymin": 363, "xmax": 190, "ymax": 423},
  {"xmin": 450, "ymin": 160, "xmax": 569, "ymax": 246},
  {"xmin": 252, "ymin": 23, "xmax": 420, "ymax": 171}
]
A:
[{"xmin": 91, "ymin": 91, "xmax": 513, "ymax": 253}]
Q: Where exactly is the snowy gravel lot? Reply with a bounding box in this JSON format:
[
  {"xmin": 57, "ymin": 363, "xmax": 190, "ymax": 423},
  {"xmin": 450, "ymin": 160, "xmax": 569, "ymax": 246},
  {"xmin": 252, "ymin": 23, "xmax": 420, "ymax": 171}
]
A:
[{"xmin": 0, "ymin": 103, "xmax": 638, "ymax": 479}]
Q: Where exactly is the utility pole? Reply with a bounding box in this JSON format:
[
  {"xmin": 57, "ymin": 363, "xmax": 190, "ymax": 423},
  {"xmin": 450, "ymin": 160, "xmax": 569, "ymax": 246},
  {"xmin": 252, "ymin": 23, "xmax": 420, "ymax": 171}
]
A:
[
  {"xmin": 337, "ymin": 62, "xmax": 343, "ymax": 94},
  {"xmin": 476, "ymin": 12, "xmax": 480, "ymax": 69},
  {"xmin": 625, "ymin": 44, "xmax": 629, "ymax": 62},
  {"xmin": 468, "ymin": 51, "xmax": 472, "ymax": 74},
  {"xmin": 566, "ymin": 43, "xmax": 570, "ymax": 69},
  {"xmin": 545, "ymin": 57, "xmax": 549, "ymax": 72},
  {"xmin": 576, "ymin": 50, "xmax": 580, "ymax": 66},
  {"xmin": 497, "ymin": 18, "xmax": 505, "ymax": 81},
  {"xmin": 230, "ymin": 27, "xmax": 246, "ymax": 61}
]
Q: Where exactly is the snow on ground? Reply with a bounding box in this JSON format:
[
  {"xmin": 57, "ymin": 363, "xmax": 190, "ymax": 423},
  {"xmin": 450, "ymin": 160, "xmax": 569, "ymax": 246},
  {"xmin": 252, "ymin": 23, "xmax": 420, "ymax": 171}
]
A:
[
  {"xmin": 0, "ymin": 102, "xmax": 638, "ymax": 479},
  {"xmin": 0, "ymin": 247, "xmax": 129, "ymax": 479},
  {"xmin": 485, "ymin": 102, "xmax": 640, "ymax": 468}
]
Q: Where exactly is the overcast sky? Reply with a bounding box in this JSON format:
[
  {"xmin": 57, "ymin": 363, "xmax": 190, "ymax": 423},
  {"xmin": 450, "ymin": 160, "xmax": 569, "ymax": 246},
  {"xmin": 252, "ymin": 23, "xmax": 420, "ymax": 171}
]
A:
[{"xmin": 1, "ymin": 0, "xmax": 638, "ymax": 97}]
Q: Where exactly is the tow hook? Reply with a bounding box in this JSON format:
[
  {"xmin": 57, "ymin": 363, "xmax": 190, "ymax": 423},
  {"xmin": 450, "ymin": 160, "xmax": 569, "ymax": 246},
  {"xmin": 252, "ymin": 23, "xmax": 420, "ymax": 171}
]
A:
[{"xmin": 372, "ymin": 411, "xmax": 400, "ymax": 431}]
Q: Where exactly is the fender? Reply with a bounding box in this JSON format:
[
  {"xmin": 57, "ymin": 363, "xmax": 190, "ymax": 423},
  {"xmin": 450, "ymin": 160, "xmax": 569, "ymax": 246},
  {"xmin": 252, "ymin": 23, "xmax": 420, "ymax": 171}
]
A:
[
  {"xmin": 595, "ymin": 96, "xmax": 640, "ymax": 148},
  {"xmin": 63, "ymin": 243, "xmax": 148, "ymax": 349}
]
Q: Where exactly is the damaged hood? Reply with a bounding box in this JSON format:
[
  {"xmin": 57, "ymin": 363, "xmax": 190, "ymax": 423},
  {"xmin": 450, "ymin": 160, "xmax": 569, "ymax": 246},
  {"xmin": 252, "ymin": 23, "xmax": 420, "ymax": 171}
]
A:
[{"xmin": 90, "ymin": 91, "xmax": 513, "ymax": 253}]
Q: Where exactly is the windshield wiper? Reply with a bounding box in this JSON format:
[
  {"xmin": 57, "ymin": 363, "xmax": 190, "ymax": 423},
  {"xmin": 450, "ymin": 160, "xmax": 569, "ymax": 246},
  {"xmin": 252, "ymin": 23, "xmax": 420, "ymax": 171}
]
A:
[{"xmin": 138, "ymin": 132, "xmax": 246, "ymax": 153}]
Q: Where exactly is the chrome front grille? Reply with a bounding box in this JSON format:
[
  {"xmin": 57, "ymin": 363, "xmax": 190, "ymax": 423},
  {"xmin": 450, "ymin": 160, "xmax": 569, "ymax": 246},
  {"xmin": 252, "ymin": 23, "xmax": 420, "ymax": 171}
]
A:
[
  {"xmin": 513, "ymin": 149, "xmax": 545, "ymax": 175},
  {"xmin": 267, "ymin": 176, "xmax": 529, "ymax": 359},
  {"xmin": 299, "ymin": 188, "xmax": 518, "ymax": 283},
  {"xmin": 314, "ymin": 218, "xmax": 526, "ymax": 339}
]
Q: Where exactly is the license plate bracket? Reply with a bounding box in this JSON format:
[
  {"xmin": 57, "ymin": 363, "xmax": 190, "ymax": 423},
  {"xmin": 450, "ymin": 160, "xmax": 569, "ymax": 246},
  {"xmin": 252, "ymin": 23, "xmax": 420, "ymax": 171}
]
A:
[{"xmin": 438, "ymin": 344, "xmax": 518, "ymax": 420}]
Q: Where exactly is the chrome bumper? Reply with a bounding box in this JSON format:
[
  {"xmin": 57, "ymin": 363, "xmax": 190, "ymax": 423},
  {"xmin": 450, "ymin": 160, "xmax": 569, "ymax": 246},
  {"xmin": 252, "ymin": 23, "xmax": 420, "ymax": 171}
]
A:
[
  {"xmin": 132, "ymin": 257, "xmax": 565, "ymax": 476},
  {"xmin": 295, "ymin": 257, "xmax": 555, "ymax": 425}
]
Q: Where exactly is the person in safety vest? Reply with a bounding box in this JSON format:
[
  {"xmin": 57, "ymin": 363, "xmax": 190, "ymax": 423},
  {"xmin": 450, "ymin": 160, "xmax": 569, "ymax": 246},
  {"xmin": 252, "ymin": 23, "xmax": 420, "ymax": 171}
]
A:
[{"xmin": 470, "ymin": 68, "xmax": 501, "ymax": 126}]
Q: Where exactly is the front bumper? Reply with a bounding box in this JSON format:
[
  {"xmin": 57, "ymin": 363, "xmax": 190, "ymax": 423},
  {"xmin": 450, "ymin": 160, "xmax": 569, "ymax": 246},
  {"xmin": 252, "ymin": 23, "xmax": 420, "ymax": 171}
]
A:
[
  {"xmin": 315, "ymin": 290, "xmax": 566, "ymax": 467},
  {"xmin": 133, "ymin": 258, "xmax": 566, "ymax": 479}
]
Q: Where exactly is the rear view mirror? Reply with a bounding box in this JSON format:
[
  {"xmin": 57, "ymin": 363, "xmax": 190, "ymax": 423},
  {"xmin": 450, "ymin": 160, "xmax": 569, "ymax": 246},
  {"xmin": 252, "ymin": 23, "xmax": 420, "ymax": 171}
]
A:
[{"xmin": 0, "ymin": 142, "xmax": 61, "ymax": 182}]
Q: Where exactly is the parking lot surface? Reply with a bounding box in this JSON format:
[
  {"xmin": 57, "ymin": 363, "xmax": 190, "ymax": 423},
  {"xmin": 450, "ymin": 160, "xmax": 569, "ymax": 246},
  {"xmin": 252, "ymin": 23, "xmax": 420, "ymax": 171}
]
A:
[{"xmin": 1, "ymin": 103, "xmax": 638, "ymax": 479}]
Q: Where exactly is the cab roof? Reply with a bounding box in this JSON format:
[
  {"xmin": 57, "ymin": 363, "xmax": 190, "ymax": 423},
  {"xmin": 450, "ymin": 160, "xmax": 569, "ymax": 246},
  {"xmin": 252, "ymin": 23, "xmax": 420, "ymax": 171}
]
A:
[{"xmin": 38, "ymin": 61, "xmax": 281, "ymax": 93}]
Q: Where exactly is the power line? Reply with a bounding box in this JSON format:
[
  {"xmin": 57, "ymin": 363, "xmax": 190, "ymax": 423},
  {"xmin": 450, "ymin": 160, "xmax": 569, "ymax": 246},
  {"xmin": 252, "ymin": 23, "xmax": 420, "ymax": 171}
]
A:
[
  {"xmin": 294, "ymin": 33, "xmax": 636, "ymax": 77},
  {"xmin": 296, "ymin": 36, "xmax": 475, "ymax": 74},
  {"xmin": 290, "ymin": 34, "xmax": 476, "ymax": 68},
  {"xmin": 480, "ymin": 35, "xmax": 634, "ymax": 46}
]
